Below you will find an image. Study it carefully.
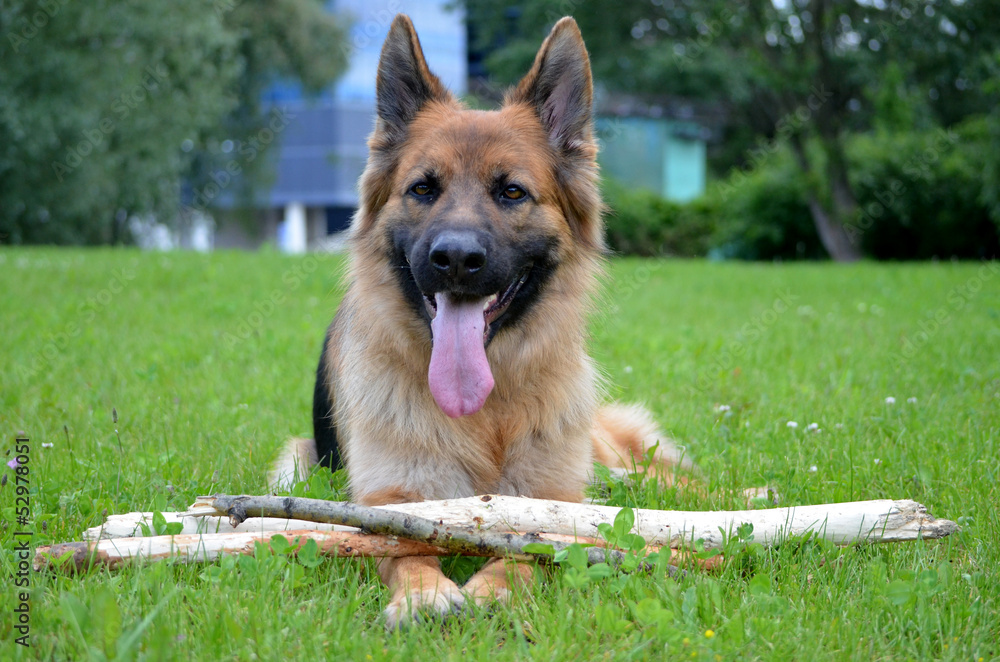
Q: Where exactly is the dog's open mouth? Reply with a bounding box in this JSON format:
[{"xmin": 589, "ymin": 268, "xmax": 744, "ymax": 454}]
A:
[
  {"xmin": 421, "ymin": 265, "xmax": 532, "ymax": 337},
  {"xmin": 423, "ymin": 265, "xmax": 532, "ymax": 419}
]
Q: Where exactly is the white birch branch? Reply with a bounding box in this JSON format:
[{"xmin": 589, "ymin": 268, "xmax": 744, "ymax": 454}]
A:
[
  {"xmin": 364, "ymin": 495, "xmax": 955, "ymax": 548},
  {"xmin": 180, "ymin": 494, "xmax": 634, "ymax": 566},
  {"xmin": 38, "ymin": 495, "xmax": 952, "ymax": 573},
  {"xmin": 82, "ymin": 511, "xmax": 351, "ymax": 540},
  {"xmin": 93, "ymin": 496, "xmax": 957, "ymax": 549},
  {"xmin": 36, "ymin": 529, "xmax": 477, "ymax": 571},
  {"xmin": 89, "ymin": 496, "xmax": 957, "ymax": 549},
  {"xmin": 176, "ymin": 494, "xmax": 954, "ymax": 549},
  {"xmin": 35, "ymin": 528, "xmax": 713, "ymax": 573},
  {"xmin": 68, "ymin": 494, "xmax": 956, "ymax": 573}
]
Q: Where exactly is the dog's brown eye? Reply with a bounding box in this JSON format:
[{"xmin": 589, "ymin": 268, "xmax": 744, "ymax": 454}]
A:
[
  {"xmin": 501, "ymin": 185, "xmax": 526, "ymax": 201},
  {"xmin": 410, "ymin": 183, "xmax": 432, "ymax": 197}
]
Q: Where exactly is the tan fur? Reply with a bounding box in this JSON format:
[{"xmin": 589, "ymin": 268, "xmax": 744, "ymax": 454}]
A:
[
  {"xmin": 268, "ymin": 15, "xmax": 692, "ymax": 627},
  {"xmin": 592, "ymin": 404, "xmax": 693, "ymax": 486},
  {"xmin": 461, "ymin": 557, "xmax": 536, "ymax": 605}
]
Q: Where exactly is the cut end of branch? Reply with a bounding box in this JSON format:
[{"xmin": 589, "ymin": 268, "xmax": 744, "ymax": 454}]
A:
[
  {"xmin": 34, "ymin": 542, "xmax": 102, "ymax": 572},
  {"xmin": 894, "ymin": 499, "xmax": 960, "ymax": 539},
  {"xmin": 227, "ymin": 501, "xmax": 248, "ymax": 528}
]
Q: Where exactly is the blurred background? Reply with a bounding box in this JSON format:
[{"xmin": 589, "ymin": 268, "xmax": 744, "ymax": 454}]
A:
[{"xmin": 1, "ymin": 0, "xmax": 998, "ymax": 261}]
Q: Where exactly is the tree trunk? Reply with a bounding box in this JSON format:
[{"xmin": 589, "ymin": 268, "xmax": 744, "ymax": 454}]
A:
[
  {"xmin": 790, "ymin": 134, "xmax": 862, "ymax": 262},
  {"xmin": 804, "ymin": 196, "xmax": 862, "ymax": 262}
]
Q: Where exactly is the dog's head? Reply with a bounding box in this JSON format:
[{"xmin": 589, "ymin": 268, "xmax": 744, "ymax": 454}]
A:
[{"xmin": 352, "ymin": 15, "xmax": 602, "ymax": 418}]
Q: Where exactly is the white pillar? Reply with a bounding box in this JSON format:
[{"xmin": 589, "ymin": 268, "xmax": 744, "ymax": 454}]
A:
[
  {"xmin": 280, "ymin": 202, "xmax": 307, "ymax": 254},
  {"xmin": 190, "ymin": 213, "xmax": 215, "ymax": 252}
]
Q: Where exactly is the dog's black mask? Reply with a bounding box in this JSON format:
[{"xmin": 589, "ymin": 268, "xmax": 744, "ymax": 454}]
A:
[{"xmin": 390, "ymin": 223, "xmax": 557, "ymax": 346}]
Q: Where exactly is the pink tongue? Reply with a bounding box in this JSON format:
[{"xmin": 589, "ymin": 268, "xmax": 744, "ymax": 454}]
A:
[{"xmin": 428, "ymin": 293, "xmax": 494, "ymax": 418}]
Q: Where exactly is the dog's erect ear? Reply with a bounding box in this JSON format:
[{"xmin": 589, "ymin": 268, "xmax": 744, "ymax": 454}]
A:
[
  {"xmin": 375, "ymin": 15, "xmax": 450, "ymax": 142},
  {"xmin": 508, "ymin": 17, "xmax": 594, "ymax": 154},
  {"xmin": 507, "ymin": 18, "xmax": 604, "ymax": 252}
]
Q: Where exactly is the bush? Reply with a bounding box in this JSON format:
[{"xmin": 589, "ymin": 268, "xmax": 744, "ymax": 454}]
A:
[
  {"xmin": 602, "ymin": 179, "xmax": 716, "ymax": 257},
  {"xmin": 601, "ymin": 123, "xmax": 1000, "ymax": 260},
  {"xmin": 709, "ymin": 151, "xmax": 827, "ymax": 260},
  {"xmin": 847, "ymin": 121, "xmax": 1000, "ymax": 260}
]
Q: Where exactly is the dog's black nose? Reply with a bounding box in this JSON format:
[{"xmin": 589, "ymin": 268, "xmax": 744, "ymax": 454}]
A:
[{"xmin": 429, "ymin": 230, "xmax": 487, "ymax": 282}]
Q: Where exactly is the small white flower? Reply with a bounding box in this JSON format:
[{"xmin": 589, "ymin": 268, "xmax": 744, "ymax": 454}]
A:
[
  {"xmin": 809, "ymin": 465, "xmax": 818, "ymax": 473},
  {"xmin": 807, "ymin": 422, "xmax": 819, "ymax": 432},
  {"xmin": 885, "ymin": 396, "xmax": 896, "ymax": 405},
  {"xmin": 907, "ymin": 397, "xmax": 917, "ymax": 404},
  {"xmin": 787, "ymin": 421, "xmax": 798, "ymax": 428},
  {"xmin": 42, "ymin": 442, "xmax": 53, "ymax": 448},
  {"xmin": 874, "ymin": 458, "xmax": 881, "ymax": 465},
  {"xmin": 714, "ymin": 404, "xmax": 731, "ymax": 413},
  {"xmin": 624, "ymin": 365, "xmax": 633, "ymax": 374},
  {"xmin": 834, "ymin": 423, "xmax": 844, "ymax": 429}
]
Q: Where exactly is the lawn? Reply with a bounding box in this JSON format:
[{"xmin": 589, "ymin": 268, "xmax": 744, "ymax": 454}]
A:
[{"xmin": 1, "ymin": 247, "xmax": 998, "ymax": 661}]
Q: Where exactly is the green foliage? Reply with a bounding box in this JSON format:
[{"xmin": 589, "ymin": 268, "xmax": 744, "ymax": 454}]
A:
[
  {"xmin": 464, "ymin": 0, "xmax": 1000, "ymax": 260},
  {"xmin": 464, "ymin": 0, "xmax": 1000, "ymax": 168},
  {"xmin": 847, "ymin": 122, "xmax": 1000, "ymax": 260},
  {"xmin": 710, "ymin": 150, "xmax": 826, "ymax": 261},
  {"xmin": 0, "ymin": 1, "xmax": 347, "ymax": 246},
  {"xmin": 602, "ymin": 179, "xmax": 716, "ymax": 257},
  {"xmin": 188, "ymin": 0, "xmax": 349, "ymax": 214},
  {"xmin": 615, "ymin": 125, "xmax": 1000, "ymax": 261},
  {"xmin": 602, "ymin": 152, "xmax": 824, "ymax": 261},
  {"xmin": 980, "ymin": 53, "xmax": 1000, "ymax": 227},
  {"xmin": 0, "ymin": 1, "xmax": 240, "ymax": 244},
  {"xmin": 138, "ymin": 512, "xmax": 183, "ymax": 537},
  {"xmin": 287, "ymin": 466, "xmax": 349, "ymax": 501},
  {"xmin": 537, "ymin": 507, "xmax": 652, "ymax": 590}
]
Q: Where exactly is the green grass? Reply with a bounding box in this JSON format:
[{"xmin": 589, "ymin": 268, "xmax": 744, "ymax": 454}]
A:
[{"xmin": 1, "ymin": 247, "xmax": 998, "ymax": 661}]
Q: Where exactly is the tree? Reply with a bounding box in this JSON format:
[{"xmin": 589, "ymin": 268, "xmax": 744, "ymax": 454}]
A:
[
  {"xmin": 463, "ymin": 0, "xmax": 1000, "ymax": 261},
  {"xmin": 187, "ymin": 0, "xmax": 349, "ymax": 217},
  {"xmin": 0, "ymin": 0, "xmax": 347, "ymax": 245}
]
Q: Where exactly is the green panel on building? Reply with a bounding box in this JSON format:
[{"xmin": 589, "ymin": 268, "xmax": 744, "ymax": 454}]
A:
[{"xmin": 596, "ymin": 116, "xmax": 707, "ymax": 202}]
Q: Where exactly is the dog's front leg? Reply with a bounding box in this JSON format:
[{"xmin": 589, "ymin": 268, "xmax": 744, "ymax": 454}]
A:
[
  {"xmin": 462, "ymin": 557, "xmax": 535, "ymax": 607},
  {"xmin": 377, "ymin": 556, "xmax": 465, "ymax": 628},
  {"xmin": 461, "ymin": 487, "xmax": 577, "ymax": 608},
  {"xmin": 358, "ymin": 489, "xmax": 465, "ymax": 628}
]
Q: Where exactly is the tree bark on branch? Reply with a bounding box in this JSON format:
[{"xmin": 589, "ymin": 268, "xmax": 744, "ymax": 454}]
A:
[
  {"xmin": 93, "ymin": 494, "xmax": 955, "ymax": 550},
  {"xmin": 36, "ymin": 529, "xmax": 713, "ymax": 573}
]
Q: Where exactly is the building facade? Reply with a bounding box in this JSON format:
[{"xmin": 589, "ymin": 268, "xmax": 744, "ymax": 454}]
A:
[{"xmin": 215, "ymin": 0, "xmax": 467, "ymax": 251}]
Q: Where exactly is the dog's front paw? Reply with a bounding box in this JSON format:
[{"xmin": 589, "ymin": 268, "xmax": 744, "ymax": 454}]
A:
[
  {"xmin": 462, "ymin": 576, "xmax": 512, "ymax": 607},
  {"xmin": 383, "ymin": 582, "xmax": 466, "ymax": 630},
  {"xmin": 461, "ymin": 558, "xmax": 533, "ymax": 608}
]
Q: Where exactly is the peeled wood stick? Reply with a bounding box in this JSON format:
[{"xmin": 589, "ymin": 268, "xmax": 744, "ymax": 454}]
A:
[
  {"xmin": 34, "ymin": 529, "xmax": 713, "ymax": 573},
  {"xmin": 35, "ymin": 529, "xmax": 451, "ymax": 571},
  {"xmin": 185, "ymin": 494, "xmax": 631, "ymax": 566},
  {"xmin": 188, "ymin": 494, "xmax": 958, "ymax": 549},
  {"xmin": 87, "ymin": 495, "xmax": 956, "ymax": 550},
  {"xmin": 82, "ymin": 511, "xmax": 351, "ymax": 541}
]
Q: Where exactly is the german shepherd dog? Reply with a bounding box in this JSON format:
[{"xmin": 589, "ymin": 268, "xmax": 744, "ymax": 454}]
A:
[{"xmin": 270, "ymin": 15, "xmax": 690, "ymax": 628}]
